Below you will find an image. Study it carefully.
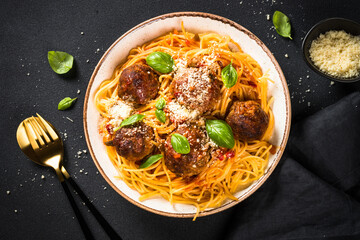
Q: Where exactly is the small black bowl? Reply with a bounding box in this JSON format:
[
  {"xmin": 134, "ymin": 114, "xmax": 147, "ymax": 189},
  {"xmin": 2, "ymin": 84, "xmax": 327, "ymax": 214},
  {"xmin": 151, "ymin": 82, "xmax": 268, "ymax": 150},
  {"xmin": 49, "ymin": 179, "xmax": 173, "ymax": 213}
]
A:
[{"xmin": 302, "ymin": 18, "xmax": 360, "ymax": 83}]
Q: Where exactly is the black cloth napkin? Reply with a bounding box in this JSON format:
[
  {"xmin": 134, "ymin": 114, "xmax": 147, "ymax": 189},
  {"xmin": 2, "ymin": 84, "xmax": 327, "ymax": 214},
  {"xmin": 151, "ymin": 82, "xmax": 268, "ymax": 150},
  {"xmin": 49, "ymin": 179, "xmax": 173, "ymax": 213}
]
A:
[{"xmin": 221, "ymin": 91, "xmax": 360, "ymax": 240}]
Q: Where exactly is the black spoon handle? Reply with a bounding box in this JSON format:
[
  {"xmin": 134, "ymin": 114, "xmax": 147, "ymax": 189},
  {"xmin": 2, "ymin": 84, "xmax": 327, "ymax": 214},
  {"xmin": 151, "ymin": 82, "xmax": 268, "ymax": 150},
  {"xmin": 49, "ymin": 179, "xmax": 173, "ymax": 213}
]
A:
[
  {"xmin": 66, "ymin": 177, "xmax": 122, "ymax": 240},
  {"xmin": 61, "ymin": 181, "xmax": 95, "ymax": 240}
]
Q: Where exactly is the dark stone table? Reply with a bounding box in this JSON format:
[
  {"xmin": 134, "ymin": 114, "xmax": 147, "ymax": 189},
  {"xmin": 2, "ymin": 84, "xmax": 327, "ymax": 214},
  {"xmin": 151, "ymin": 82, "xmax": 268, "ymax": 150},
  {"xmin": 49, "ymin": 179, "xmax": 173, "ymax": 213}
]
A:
[{"xmin": 1, "ymin": 0, "xmax": 360, "ymax": 239}]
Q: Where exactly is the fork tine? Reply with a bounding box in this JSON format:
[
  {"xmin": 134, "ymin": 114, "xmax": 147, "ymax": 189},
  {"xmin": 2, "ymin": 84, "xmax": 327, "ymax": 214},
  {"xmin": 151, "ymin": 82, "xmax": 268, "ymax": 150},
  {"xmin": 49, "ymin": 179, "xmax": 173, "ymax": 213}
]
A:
[
  {"xmin": 30, "ymin": 116, "xmax": 52, "ymax": 144},
  {"xmin": 35, "ymin": 113, "xmax": 59, "ymax": 141},
  {"xmin": 27, "ymin": 119, "xmax": 46, "ymax": 147},
  {"xmin": 23, "ymin": 119, "xmax": 40, "ymax": 150}
]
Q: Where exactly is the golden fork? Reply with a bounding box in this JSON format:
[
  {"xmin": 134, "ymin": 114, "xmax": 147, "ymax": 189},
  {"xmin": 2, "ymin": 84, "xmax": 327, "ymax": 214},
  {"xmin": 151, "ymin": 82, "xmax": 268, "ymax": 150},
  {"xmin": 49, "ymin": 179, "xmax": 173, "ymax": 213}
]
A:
[{"xmin": 16, "ymin": 114, "xmax": 121, "ymax": 240}]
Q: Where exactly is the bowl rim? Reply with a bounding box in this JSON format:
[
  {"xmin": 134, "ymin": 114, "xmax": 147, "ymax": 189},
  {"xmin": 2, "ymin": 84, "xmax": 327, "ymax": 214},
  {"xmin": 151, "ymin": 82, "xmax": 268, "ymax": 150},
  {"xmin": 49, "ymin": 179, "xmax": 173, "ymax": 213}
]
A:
[
  {"xmin": 83, "ymin": 11, "xmax": 292, "ymax": 218},
  {"xmin": 302, "ymin": 17, "xmax": 360, "ymax": 83}
]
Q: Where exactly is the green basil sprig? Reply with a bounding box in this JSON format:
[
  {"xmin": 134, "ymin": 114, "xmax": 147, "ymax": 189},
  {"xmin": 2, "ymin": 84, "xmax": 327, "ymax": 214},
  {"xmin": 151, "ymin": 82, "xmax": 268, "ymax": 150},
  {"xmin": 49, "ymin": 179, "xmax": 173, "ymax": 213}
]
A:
[
  {"xmin": 155, "ymin": 97, "xmax": 166, "ymax": 110},
  {"xmin": 221, "ymin": 61, "xmax": 238, "ymax": 88},
  {"xmin": 113, "ymin": 114, "xmax": 145, "ymax": 132},
  {"xmin": 206, "ymin": 119, "xmax": 235, "ymax": 149},
  {"xmin": 155, "ymin": 98, "xmax": 166, "ymax": 123},
  {"xmin": 146, "ymin": 52, "xmax": 174, "ymax": 73},
  {"xmin": 139, "ymin": 154, "xmax": 163, "ymax": 169},
  {"xmin": 58, "ymin": 97, "xmax": 77, "ymax": 110},
  {"xmin": 48, "ymin": 51, "xmax": 74, "ymax": 74},
  {"xmin": 272, "ymin": 11, "xmax": 293, "ymax": 40},
  {"xmin": 120, "ymin": 114, "xmax": 145, "ymax": 127},
  {"xmin": 171, "ymin": 133, "xmax": 190, "ymax": 154},
  {"xmin": 155, "ymin": 109, "xmax": 166, "ymax": 123}
]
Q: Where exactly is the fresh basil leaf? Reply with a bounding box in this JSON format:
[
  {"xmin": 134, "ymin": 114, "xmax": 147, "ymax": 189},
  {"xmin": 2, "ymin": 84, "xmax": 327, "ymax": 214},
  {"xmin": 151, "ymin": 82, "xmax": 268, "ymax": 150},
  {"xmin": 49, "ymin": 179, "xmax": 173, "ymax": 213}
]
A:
[
  {"xmin": 206, "ymin": 119, "xmax": 235, "ymax": 149},
  {"xmin": 221, "ymin": 61, "xmax": 238, "ymax": 88},
  {"xmin": 58, "ymin": 97, "xmax": 77, "ymax": 110},
  {"xmin": 171, "ymin": 133, "xmax": 190, "ymax": 154},
  {"xmin": 48, "ymin": 51, "xmax": 74, "ymax": 74},
  {"xmin": 155, "ymin": 109, "xmax": 166, "ymax": 123},
  {"xmin": 272, "ymin": 11, "xmax": 293, "ymax": 40},
  {"xmin": 139, "ymin": 154, "xmax": 163, "ymax": 169},
  {"xmin": 155, "ymin": 97, "xmax": 166, "ymax": 110},
  {"xmin": 119, "ymin": 114, "xmax": 145, "ymax": 128},
  {"xmin": 113, "ymin": 126, "xmax": 121, "ymax": 132},
  {"xmin": 146, "ymin": 52, "xmax": 174, "ymax": 73}
]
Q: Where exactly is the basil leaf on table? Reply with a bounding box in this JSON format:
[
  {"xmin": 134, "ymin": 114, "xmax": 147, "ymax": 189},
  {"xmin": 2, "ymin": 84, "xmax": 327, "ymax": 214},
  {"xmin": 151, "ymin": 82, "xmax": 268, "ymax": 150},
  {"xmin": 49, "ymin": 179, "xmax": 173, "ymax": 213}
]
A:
[
  {"xmin": 272, "ymin": 11, "xmax": 293, "ymax": 40},
  {"xmin": 221, "ymin": 61, "xmax": 238, "ymax": 88},
  {"xmin": 48, "ymin": 51, "xmax": 74, "ymax": 74},
  {"xmin": 113, "ymin": 114, "xmax": 145, "ymax": 131},
  {"xmin": 58, "ymin": 97, "xmax": 77, "ymax": 110},
  {"xmin": 206, "ymin": 119, "xmax": 235, "ymax": 149},
  {"xmin": 155, "ymin": 109, "xmax": 166, "ymax": 123},
  {"xmin": 146, "ymin": 52, "xmax": 174, "ymax": 73},
  {"xmin": 171, "ymin": 133, "xmax": 190, "ymax": 154},
  {"xmin": 155, "ymin": 97, "xmax": 166, "ymax": 110},
  {"xmin": 139, "ymin": 154, "xmax": 163, "ymax": 169}
]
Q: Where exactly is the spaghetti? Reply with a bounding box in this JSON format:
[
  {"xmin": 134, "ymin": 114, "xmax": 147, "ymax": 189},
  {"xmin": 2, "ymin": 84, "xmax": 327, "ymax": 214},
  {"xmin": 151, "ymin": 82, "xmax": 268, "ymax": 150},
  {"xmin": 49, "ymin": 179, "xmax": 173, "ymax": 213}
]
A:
[{"xmin": 94, "ymin": 25, "xmax": 274, "ymax": 220}]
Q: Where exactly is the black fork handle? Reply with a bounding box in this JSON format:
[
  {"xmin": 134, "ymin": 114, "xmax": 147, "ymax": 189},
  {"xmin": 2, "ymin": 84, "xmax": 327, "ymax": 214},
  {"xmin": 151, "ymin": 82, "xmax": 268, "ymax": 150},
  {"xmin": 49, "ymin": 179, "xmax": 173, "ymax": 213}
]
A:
[
  {"xmin": 66, "ymin": 177, "xmax": 122, "ymax": 240},
  {"xmin": 61, "ymin": 181, "xmax": 95, "ymax": 240}
]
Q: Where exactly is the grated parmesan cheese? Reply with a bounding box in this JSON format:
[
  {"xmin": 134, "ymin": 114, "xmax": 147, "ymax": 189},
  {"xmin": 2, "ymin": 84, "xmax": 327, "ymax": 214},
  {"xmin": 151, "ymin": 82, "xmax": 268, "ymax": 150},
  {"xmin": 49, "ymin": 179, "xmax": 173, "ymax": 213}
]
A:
[
  {"xmin": 174, "ymin": 58, "xmax": 188, "ymax": 70},
  {"xmin": 173, "ymin": 67, "xmax": 216, "ymax": 111},
  {"xmin": 108, "ymin": 99, "xmax": 134, "ymax": 127},
  {"xmin": 309, "ymin": 30, "xmax": 360, "ymax": 78},
  {"xmin": 208, "ymin": 138, "xmax": 218, "ymax": 148},
  {"xmin": 167, "ymin": 101, "xmax": 200, "ymax": 122}
]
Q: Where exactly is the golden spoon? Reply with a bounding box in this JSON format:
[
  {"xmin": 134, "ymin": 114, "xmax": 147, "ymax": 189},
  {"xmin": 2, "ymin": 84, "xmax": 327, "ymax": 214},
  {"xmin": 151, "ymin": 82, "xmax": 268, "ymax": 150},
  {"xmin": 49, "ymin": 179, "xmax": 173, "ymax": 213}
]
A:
[{"xmin": 16, "ymin": 113, "xmax": 121, "ymax": 240}]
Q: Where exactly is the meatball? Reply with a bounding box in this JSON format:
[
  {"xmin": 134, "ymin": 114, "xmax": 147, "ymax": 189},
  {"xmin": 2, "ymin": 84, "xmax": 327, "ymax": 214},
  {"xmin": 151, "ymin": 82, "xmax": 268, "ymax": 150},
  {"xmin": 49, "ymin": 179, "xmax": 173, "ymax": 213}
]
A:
[
  {"xmin": 112, "ymin": 122, "xmax": 155, "ymax": 161},
  {"xmin": 225, "ymin": 100, "xmax": 269, "ymax": 141},
  {"xmin": 164, "ymin": 124, "xmax": 211, "ymax": 177},
  {"xmin": 171, "ymin": 67, "xmax": 220, "ymax": 114},
  {"xmin": 118, "ymin": 63, "xmax": 159, "ymax": 105}
]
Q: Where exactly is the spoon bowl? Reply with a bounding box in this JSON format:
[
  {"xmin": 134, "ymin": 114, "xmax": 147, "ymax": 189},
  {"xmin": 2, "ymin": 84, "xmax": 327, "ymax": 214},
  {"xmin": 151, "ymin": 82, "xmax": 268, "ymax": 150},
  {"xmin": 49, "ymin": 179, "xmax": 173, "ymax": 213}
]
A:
[{"xmin": 16, "ymin": 119, "xmax": 39, "ymax": 164}]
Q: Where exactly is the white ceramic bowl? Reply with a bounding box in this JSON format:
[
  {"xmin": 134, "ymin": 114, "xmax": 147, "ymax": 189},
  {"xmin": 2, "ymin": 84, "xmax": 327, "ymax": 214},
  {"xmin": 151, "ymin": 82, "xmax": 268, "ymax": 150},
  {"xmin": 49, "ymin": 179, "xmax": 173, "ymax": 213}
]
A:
[{"xmin": 84, "ymin": 12, "xmax": 291, "ymax": 218}]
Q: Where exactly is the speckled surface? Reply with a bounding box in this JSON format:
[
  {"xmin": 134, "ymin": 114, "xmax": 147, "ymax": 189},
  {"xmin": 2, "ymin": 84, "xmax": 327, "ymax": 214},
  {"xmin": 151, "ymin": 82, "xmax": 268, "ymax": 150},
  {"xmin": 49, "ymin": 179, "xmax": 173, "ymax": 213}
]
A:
[{"xmin": 1, "ymin": 0, "xmax": 360, "ymax": 239}]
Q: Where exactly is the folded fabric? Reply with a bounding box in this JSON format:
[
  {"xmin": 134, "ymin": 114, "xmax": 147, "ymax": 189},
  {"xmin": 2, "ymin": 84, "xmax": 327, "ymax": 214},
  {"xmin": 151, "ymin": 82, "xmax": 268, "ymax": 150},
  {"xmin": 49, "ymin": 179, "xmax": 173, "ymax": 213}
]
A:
[
  {"xmin": 289, "ymin": 91, "xmax": 360, "ymax": 199},
  {"xmin": 224, "ymin": 91, "xmax": 360, "ymax": 239}
]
